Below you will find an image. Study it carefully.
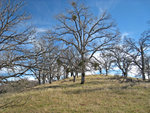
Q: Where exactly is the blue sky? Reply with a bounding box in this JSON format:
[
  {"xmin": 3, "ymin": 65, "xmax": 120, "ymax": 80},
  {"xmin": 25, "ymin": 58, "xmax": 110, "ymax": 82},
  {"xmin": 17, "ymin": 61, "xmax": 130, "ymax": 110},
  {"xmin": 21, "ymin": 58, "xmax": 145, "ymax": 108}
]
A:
[{"xmin": 24, "ymin": 0, "xmax": 150, "ymax": 39}]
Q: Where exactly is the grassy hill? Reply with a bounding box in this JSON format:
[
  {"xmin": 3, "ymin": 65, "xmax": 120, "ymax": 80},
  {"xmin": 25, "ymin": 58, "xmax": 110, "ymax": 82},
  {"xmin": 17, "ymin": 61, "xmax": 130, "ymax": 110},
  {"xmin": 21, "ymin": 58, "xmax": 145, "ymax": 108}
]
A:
[{"xmin": 0, "ymin": 75, "xmax": 150, "ymax": 113}]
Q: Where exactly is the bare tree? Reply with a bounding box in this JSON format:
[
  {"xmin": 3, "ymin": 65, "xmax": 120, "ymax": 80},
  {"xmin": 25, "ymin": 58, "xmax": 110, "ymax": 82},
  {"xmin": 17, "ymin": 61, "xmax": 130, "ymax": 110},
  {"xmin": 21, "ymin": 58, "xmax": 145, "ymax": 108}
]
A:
[
  {"xmin": 145, "ymin": 55, "xmax": 150, "ymax": 80},
  {"xmin": 0, "ymin": 0, "xmax": 33, "ymax": 83},
  {"xmin": 51, "ymin": 1, "xmax": 119, "ymax": 84},
  {"xmin": 110, "ymin": 44, "xmax": 132, "ymax": 78},
  {"xmin": 126, "ymin": 31, "xmax": 150, "ymax": 80},
  {"xmin": 92, "ymin": 51, "xmax": 114, "ymax": 76},
  {"xmin": 29, "ymin": 38, "xmax": 46, "ymax": 85},
  {"xmin": 58, "ymin": 47, "xmax": 80, "ymax": 82},
  {"xmin": 30, "ymin": 36, "xmax": 60, "ymax": 84},
  {"xmin": 91, "ymin": 61, "xmax": 102, "ymax": 75},
  {"xmin": 101, "ymin": 52, "xmax": 114, "ymax": 76}
]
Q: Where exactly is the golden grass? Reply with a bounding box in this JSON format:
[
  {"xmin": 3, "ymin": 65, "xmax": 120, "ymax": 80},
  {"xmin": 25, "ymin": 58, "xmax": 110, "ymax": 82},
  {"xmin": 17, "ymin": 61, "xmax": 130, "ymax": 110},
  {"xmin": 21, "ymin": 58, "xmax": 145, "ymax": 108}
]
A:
[{"xmin": 0, "ymin": 75, "xmax": 150, "ymax": 113}]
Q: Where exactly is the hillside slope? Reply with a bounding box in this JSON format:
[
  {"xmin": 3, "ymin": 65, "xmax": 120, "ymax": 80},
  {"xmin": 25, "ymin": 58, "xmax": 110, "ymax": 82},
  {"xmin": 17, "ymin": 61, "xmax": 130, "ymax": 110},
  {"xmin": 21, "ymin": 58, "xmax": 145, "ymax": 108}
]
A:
[{"xmin": 0, "ymin": 75, "xmax": 150, "ymax": 113}]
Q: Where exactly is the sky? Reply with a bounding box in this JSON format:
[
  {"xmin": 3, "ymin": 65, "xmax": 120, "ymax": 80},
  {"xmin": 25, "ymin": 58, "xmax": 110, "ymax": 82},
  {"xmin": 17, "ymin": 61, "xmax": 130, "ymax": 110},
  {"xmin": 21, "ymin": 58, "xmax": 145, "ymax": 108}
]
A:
[{"xmin": 24, "ymin": 0, "xmax": 150, "ymax": 39}]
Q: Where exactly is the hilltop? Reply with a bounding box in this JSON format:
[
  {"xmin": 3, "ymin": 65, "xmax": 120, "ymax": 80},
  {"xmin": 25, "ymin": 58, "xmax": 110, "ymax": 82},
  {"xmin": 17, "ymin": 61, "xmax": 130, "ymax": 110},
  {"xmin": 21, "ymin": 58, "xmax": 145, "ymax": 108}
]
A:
[{"xmin": 0, "ymin": 75, "xmax": 150, "ymax": 113}]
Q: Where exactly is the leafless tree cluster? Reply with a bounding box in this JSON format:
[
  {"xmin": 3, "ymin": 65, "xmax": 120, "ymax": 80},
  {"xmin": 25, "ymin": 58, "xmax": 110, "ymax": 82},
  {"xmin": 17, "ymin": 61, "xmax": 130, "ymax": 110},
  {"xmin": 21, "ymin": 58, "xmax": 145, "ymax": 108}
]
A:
[
  {"xmin": 29, "ymin": 36, "xmax": 62, "ymax": 84},
  {"xmin": 58, "ymin": 47, "xmax": 81, "ymax": 82},
  {"xmin": 0, "ymin": 0, "xmax": 150, "ymax": 87},
  {"xmin": 125, "ymin": 31, "xmax": 150, "ymax": 80},
  {"xmin": 0, "ymin": 0, "xmax": 34, "ymax": 83},
  {"xmin": 50, "ymin": 2, "xmax": 119, "ymax": 84},
  {"xmin": 91, "ymin": 32, "xmax": 150, "ymax": 81}
]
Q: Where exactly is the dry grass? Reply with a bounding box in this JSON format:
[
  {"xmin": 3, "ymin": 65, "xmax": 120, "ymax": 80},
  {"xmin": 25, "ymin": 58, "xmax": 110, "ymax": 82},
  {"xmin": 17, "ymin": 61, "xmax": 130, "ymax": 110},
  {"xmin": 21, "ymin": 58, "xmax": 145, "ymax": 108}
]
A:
[{"xmin": 0, "ymin": 75, "xmax": 150, "ymax": 113}]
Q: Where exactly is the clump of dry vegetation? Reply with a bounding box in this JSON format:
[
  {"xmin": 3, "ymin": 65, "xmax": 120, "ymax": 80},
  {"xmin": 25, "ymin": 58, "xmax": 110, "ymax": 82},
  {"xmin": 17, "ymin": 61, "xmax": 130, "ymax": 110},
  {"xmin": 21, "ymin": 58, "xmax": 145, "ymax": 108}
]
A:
[{"xmin": 0, "ymin": 79, "xmax": 38, "ymax": 94}]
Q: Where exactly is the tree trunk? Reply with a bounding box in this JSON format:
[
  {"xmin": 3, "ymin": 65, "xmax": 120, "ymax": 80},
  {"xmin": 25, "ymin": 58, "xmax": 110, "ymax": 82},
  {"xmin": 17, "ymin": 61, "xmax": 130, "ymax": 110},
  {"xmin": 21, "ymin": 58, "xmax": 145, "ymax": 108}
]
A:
[
  {"xmin": 57, "ymin": 75, "xmax": 60, "ymax": 81},
  {"xmin": 73, "ymin": 75, "xmax": 76, "ymax": 82},
  {"xmin": 147, "ymin": 64, "xmax": 150, "ymax": 80},
  {"xmin": 49, "ymin": 77, "xmax": 52, "ymax": 84},
  {"xmin": 148, "ymin": 70, "xmax": 150, "ymax": 80},
  {"xmin": 81, "ymin": 72, "xmax": 85, "ymax": 84},
  {"xmin": 48, "ymin": 68, "xmax": 52, "ymax": 84},
  {"xmin": 99, "ymin": 67, "xmax": 102, "ymax": 75},
  {"xmin": 38, "ymin": 78, "xmax": 41, "ymax": 85},
  {"xmin": 73, "ymin": 72, "xmax": 76, "ymax": 82},
  {"xmin": 57, "ymin": 66, "xmax": 61, "ymax": 81},
  {"xmin": 81, "ymin": 54, "xmax": 85, "ymax": 84},
  {"xmin": 49, "ymin": 73, "xmax": 52, "ymax": 84},
  {"xmin": 71, "ymin": 71, "xmax": 73, "ymax": 77},
  {"xmin": 148, "ymin": 74, "xmax": 150, "ymax": 80},
  {"xmin": 77, "ymin": 74, "xmax": 78, "ymax": 78},
  {"xmin": 64, "ymin": 68, "xmax": 66, "ymax": 79},
  {"xmin": 42, "ymin": 75, "xmax": 45, "ymax": 84},
  {"xmin": 76, "ymin": 71, "xmax": 78, "ymax": 78},
  {"xmin": 38, "ymin": 71, "xmax": 41, "ymax": 85},
  {"xmin": 106, "ymin": 69, "xmax": 108, "ymax": 76},
  {"xmin": 141, "ymin": 47, "xmax": 145, "ymax": 80},
  {"xmin": 123, "ymin": 71, "xmax": 127, "ymax": 78},
  {"xmin": 66, "ymin": 72, "xmax": 68, "ymax": 78},
  {"xmin": 141, "ymin": 69, "xmax": 145, "ymax": 80}
]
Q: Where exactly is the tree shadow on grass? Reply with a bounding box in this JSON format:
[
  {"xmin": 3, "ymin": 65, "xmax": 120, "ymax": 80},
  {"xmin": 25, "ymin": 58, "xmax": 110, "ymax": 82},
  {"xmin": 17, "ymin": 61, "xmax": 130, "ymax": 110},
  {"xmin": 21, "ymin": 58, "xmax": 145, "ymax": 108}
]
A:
[
  {"xmin": 85, "ymin": 81, "xmax": 106, "ymax": 85},
  {"xmin": 33, "ymin": 80, "xmax": 108, "ymax": 91},
  {"xmin": 33, "ymin": 82, "xmax": 82, "ymax": 91},
  {"xmin": 64, "ymin": 82, "xmax": 137, "ymax": 95},
  {"xmin": 106, "ymin": 76, "xmax": 143, "ymax": 83}
]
